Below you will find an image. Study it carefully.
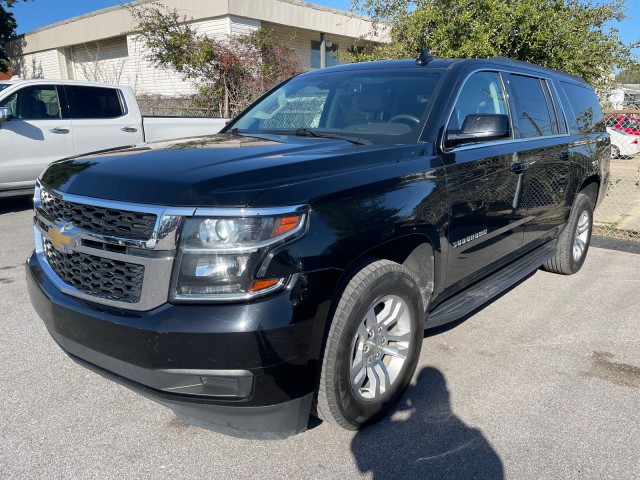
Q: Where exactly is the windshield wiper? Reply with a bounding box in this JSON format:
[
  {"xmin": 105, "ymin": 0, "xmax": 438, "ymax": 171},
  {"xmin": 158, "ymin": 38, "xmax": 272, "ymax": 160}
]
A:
[{"xmin": 294, "ymin": 128, "xmax": 371, "ymax": 145}]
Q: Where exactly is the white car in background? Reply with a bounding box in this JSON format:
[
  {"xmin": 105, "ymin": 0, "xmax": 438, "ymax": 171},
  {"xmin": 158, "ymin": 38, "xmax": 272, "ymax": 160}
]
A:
[
  {"xmin": 0, "ymin": 79, "xmax": 227, "ymax": 197},
  {"xmin": 607, "ymin": 126, "xmax": 640, "ymax": 159}
]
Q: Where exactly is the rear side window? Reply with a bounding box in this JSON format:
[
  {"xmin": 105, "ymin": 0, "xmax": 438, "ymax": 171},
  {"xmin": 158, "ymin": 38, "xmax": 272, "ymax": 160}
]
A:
[
  {"xmin": 560, "ymin": 81, "xmax": 605, "ymax": 134},
  {"xmin": 508, "ymin": 74, "xmax": 555, "ymax": 138},
  {"xmin": 67, "ymin": 86, "xmax": 125, "ymax": 119}
]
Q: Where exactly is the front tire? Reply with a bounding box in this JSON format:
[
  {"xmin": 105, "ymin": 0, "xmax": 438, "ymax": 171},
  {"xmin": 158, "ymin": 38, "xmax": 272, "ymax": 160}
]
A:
[
  {"xmin": 543, "ymin": 192, "xmax": 593, "ymax": 275},
  {"xmin": 315, "ymin": 260, "xmax": 424, "ymax": 430}
]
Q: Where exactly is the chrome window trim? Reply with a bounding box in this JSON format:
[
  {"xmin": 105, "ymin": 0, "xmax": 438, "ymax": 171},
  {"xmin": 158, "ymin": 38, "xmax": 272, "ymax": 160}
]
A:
[
  {"xmin": 439, "ymin": 67, "xmax": 573, "ymax": 154},
  {"xmin": 444, "ymin": 133, "xmax": 574, "ymax": 153}
]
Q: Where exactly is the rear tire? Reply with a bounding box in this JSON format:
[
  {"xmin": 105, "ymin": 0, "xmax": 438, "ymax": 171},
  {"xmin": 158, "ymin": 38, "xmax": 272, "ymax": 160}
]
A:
[
  {"xmin": 315, "ymin": 260, "xmax": 424, "ymax": 430},
  {"xmin": 543, "ymin": 192, "xmax": 593, "ymax": 275}
]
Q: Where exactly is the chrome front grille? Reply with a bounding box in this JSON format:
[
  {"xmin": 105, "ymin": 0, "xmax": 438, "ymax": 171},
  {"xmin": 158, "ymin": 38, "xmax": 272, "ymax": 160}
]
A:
[
  {"xmin": 41, "ymin": 188, "xmax": 157, "ymax": 240},
  {"xmin": 34, "ymin": 184, "xmax": 189, "ymax": 311},
  {"xmin": 43, "ymin": 239, "xmax": 145, "ymax": 303}
]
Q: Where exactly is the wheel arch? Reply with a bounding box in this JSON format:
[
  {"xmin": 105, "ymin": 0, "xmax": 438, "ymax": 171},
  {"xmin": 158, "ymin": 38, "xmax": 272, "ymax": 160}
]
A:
[
  {"xmin": 578, "ymin": 175, "xmax": 600, "ymax": 207},
  {"xmin": 341, "ymin": 233, "xmax": 437, "ymax": 316},
  {"xmin": 567, "ymin": 174, "xmax": 600, "ymax": 210}
]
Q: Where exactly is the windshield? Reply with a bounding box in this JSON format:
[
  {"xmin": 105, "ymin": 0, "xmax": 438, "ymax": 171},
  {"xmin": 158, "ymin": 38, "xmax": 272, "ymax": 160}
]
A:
[
  {"xmin": 0, "ymin": 83, "xmax": 10, "ymax": 92},
  {"xmin": 230, "ymin": 69, "xmax": 442, "ymax": 144}
]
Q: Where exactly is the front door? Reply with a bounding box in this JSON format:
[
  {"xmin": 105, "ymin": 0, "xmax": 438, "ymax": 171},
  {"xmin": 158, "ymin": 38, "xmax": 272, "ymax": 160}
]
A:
[
  {"xmin": 442, "ymin": 71, "xmax": 526, "ymax": 287},
  {"xmin": 0, "ymin": 85, "xmax": 75, "ymax": 191}
]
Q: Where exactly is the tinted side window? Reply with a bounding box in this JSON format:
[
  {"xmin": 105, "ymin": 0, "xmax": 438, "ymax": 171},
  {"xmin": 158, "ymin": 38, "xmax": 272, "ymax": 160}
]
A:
[
  {"xmin": 560, "ymin": 81, "xmax": 605, "ymax": 134},
  {"xmin": 0, "ymin": 85, "xmax": 61, "ymax": 120},
  {"xmin": 509, "ymin": 74, "xmax": 554, "ymax": 138},
  {"xmin": 447, "ymin": 71, "xmax": 509, "ymax": 132},
  {"xmin": 68, "ymin": 86, "xmax": 124, "ymax": 119}
]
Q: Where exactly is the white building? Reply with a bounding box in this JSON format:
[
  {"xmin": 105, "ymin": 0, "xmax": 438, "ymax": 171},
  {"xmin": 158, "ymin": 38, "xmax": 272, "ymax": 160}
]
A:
[{"xmin": 7, "ymin": 0, "xmax": 380, "ymax": 97}]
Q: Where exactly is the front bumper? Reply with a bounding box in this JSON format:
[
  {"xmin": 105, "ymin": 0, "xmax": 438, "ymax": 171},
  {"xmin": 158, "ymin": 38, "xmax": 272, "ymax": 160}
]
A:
[{"xmin": 26, "ymin": 251, "xmax": 339, "ymax": 439}]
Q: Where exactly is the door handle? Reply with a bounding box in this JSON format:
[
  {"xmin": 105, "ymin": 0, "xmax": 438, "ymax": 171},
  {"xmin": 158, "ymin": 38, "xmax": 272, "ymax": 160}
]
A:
[
  {"xmin": 49, "ymin": 127, "xmax": 70, "ymax": 134},
  {"xmin": 121, "ymin": 126, "xmax": 138, "ymax": 133},
  {"xmin": 510, "ymin": 162, "xmax": 530, "ymax": 174}
]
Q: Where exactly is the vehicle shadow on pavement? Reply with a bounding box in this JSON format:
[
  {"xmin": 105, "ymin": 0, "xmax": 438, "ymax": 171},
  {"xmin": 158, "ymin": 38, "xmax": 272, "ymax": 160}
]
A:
[
  {"xmin": 350, "ymin": 367, "xmax": 504, "ymax": 479},
  {"xmin": 0, "ymin": 195, "xmax": 33, "ymax": 215}
]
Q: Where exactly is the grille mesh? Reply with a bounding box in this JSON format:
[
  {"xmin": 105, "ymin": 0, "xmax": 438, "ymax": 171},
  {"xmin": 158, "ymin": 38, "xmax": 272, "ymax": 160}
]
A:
[
  {"xmin": 41, "ymin": 189, "xmax": 157, "ymax": 240},
  {"xmin": 43, "ymin": 239, "xmax": 144, "ymax": 303}
]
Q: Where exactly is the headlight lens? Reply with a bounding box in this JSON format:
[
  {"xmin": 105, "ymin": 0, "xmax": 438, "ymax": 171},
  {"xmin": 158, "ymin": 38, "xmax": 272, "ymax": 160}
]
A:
[{"xmin": 171, "ymin": 210, "xmax": 307, "ymax": 301}]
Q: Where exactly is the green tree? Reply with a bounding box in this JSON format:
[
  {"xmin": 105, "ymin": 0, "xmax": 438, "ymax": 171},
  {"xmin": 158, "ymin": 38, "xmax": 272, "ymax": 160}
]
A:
[
  {"xmin": 1, "ymin": 0, "xmax": 30, "ymax": 72},
  {"xmin": 128, "ymin": 3, "xmax": 303, "ymax": 117},
  {"xmin": 1, "ymin": 5, "xmax": 17, "ymax": 71},
  {"xmin": 348, "ymin": 0, "xmax": 635, "ymax": 87},
  {"xmin": 616, "ymin": 66, "xmax": 640, "ymax": 84}
]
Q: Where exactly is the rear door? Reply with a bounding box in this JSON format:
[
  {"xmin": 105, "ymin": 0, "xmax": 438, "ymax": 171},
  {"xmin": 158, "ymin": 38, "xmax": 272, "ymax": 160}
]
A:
[
  {"xmin": 66, "ymin": 85, "xmax": 143, "ymax": 155},
  {"xmin": 504, "ymin": 73, "xmax": 573, "ymax": 246},
  {"xmin": 0, "ymin": 84, "xmax": 75, "ymax": 191}
]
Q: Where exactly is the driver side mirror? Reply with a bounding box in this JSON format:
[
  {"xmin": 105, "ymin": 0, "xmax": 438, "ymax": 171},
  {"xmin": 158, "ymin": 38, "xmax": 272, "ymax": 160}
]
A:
[
  {"xmin": 446, "ymin": 114, "xmax": 510, "ymax": 148},
  {"xmin": 0, "ymin": 107, "xmax": 13, "ymax": 125}
]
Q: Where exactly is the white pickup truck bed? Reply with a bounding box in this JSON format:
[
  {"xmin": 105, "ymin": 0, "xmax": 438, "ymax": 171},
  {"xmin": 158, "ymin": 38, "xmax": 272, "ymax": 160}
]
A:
[{"xmin": 142, "ymin": 116, "xmax": 227, "ymax": 143}]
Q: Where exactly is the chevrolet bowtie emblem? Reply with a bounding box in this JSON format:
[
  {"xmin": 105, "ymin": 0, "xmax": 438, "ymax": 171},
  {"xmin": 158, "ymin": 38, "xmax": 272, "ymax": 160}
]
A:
[{"xmin": 48, "ymin": 224, "xmax": 76, "ymax": 251}]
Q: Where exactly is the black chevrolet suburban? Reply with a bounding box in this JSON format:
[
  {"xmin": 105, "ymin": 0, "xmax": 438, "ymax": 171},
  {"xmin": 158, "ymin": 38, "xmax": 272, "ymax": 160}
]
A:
[{"xmin": 26, "ymin": 54, "xmax": 610, "ymax": 439}]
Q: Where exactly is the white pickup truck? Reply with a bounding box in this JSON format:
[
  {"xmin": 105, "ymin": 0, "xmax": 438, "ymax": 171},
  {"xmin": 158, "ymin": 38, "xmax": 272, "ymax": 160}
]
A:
[{"xmin": 0, "ymin": 79, "xmax": 227, "ymax": 196}]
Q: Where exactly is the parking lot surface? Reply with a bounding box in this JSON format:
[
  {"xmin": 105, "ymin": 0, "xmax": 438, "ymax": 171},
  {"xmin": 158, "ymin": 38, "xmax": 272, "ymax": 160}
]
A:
[{"xmin": 1, "ymin": 196, "xmax": 639, "ymax": 480}]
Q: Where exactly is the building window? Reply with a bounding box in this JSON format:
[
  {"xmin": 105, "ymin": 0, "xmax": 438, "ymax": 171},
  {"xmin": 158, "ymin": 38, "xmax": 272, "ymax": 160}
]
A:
[{"xmin": 311, "ymin": 40, "xmax": 338, "ymax": 69}]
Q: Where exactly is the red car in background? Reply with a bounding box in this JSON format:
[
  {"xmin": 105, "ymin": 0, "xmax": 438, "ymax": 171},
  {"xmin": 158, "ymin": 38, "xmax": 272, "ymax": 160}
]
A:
[{"xmin": 606, "ymin": 114, "xmax": 640, "ymax": 136}]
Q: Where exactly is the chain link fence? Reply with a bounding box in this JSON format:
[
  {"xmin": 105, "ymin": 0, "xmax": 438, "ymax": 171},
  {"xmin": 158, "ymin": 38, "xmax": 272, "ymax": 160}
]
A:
[
  {"xmin": 594, "ymin": 111, "xmax": 640, "ymax": 242},
  {"xmin": 136, "ymin": 95, "xmax": 215, "ymax": 117}
]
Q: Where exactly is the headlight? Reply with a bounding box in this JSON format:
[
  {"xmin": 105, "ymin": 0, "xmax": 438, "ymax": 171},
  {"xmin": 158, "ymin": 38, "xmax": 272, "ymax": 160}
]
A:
[{"xmin": 171, "ymin": 208, "xmax": 308, "ymax": 301}]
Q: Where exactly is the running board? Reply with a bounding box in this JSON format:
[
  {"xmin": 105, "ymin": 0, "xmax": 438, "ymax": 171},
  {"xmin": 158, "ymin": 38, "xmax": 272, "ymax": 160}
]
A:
[{"xmin": 426, "ymin": 241, "xmax": 557, "ymax": 329}]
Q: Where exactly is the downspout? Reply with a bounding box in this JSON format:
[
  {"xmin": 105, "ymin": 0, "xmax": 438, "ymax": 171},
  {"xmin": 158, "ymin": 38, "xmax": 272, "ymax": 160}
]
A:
[{"xmin": 320, "ymin": 32, "xmax": 326, "ymax": 69}]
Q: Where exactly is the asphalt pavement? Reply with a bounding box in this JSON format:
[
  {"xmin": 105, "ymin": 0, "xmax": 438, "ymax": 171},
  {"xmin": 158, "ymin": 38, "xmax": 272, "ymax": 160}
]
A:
[{"xmin": 1, "ymin": 196, "xmax": 639, "ymax": 480}]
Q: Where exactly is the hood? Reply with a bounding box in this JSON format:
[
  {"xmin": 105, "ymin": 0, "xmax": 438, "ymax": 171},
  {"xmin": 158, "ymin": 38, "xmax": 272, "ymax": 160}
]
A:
[{"xmin": 40, "ymin": 133, "xmax": 403, "ymax": 207}]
